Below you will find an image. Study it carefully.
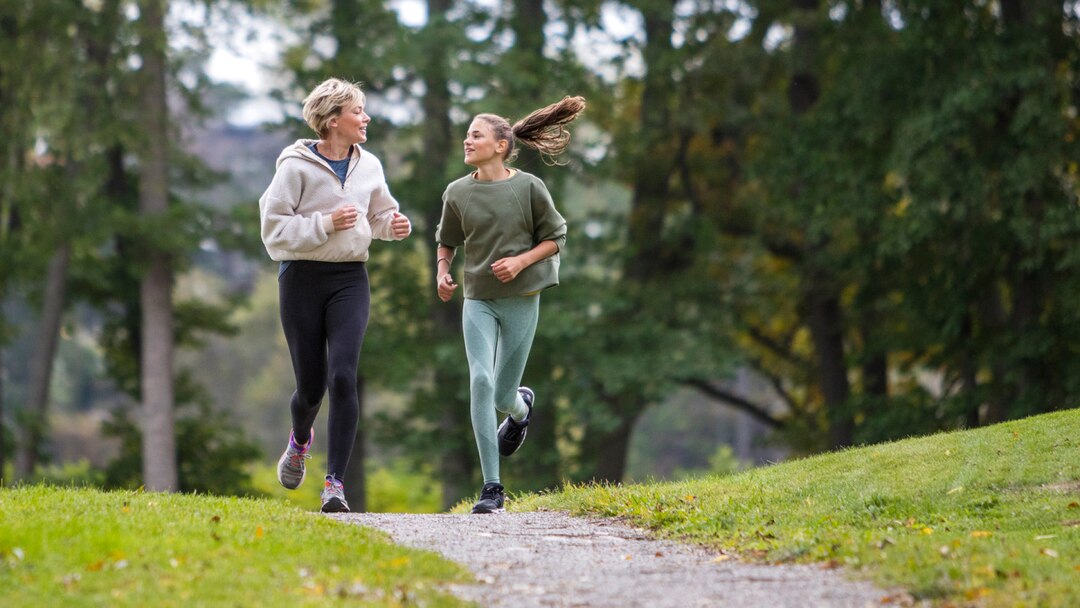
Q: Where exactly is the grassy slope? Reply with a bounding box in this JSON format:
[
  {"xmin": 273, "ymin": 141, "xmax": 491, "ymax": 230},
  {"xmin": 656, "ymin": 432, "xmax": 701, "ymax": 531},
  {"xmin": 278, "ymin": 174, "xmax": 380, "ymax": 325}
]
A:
[
  {"xmin": 0, "ymin": 487, "xmax": 470, "ymax": 607},
  {"xmin": 515, "ymin": 409, "xmax": 1080, "ymax": 607}
]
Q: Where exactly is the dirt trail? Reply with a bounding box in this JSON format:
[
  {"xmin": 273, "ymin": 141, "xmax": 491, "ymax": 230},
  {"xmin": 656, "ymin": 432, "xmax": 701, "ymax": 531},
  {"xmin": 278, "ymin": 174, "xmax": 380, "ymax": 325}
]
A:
[{"xmin": 330, "ymin": 511, "xmax": 908, "ymax": 607}]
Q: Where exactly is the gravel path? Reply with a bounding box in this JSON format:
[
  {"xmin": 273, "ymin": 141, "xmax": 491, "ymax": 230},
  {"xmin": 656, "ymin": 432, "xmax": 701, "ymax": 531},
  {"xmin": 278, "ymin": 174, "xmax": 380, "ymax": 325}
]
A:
[{"xmin": 329, "ymin": 511, "xmax": 906, "ymax": 607}]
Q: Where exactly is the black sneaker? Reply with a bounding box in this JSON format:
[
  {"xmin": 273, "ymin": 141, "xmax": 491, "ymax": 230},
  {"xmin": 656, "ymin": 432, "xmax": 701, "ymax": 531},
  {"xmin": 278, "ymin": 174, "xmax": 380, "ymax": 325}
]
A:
[
  {"xmin": 497, "ymin": 387, "xmax": 534, "ymax": 457},
  {"xmin": 471, "ymin": 482, "xmax": 505, "ymax": 514}
]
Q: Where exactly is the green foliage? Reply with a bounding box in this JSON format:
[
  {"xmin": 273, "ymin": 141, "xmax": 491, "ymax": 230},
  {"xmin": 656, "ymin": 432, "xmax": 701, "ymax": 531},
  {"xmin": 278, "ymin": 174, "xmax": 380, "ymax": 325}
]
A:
[
  {"xmin": 517, "ymin": 409, "xmax": 1080, "ymax": 607},
  {"xmin": 102, "ymin": 397, "xmax": 261, "ymax": 497}
]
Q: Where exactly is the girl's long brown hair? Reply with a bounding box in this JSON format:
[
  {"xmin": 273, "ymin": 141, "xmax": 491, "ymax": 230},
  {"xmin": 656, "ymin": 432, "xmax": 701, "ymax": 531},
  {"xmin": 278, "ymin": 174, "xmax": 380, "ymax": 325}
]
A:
[{"xmin": 475, "ymin": 96, "xmax": 587, "ymax": 165}]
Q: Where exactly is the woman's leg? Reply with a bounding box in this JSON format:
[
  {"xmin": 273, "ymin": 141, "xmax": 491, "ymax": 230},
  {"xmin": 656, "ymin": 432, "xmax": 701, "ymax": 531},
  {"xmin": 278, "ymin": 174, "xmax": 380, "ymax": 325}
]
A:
[
  {"xmin": 323, "ymin": 263, "xmax": 370, "ymax": 482},
  {"xmin": 279, "ymin": 261, "xmax": 329, "ymax": 445},
  {"xmin": 462, "ymin": 299, "xmax": 502, "ymax": 485},
  {"xmin": 491, "ymin": 295, "xmax": 540, "ymax": 421}
]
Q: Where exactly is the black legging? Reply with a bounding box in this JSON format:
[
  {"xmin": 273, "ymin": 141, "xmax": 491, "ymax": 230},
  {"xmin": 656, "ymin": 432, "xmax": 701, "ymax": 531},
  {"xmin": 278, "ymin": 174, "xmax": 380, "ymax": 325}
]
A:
[{"xmin": 278, "ymin": 260, "xmax": 370, "ymax": 482}]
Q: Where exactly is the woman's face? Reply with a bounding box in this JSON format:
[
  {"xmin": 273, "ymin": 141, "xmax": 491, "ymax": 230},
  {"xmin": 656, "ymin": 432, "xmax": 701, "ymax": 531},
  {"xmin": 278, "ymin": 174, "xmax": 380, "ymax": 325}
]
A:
[
  {"xmin": 463, "ymin": 119, "xmax": 506, "ymax": 167},
  {"xmin": 330, "ymin": 102, "xmax": 370, "ymax": 144}
]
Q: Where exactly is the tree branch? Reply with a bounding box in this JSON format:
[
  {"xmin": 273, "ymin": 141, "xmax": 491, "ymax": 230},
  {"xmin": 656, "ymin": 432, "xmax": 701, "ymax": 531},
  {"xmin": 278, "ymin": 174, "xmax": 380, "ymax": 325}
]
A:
[{"xmin": 683, "ymin": 378, "xmax": 785, "ymax": 429}]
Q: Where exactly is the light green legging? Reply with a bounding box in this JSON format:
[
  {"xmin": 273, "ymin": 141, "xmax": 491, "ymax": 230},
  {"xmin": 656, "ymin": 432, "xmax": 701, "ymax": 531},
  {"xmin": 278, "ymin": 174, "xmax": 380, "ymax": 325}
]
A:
[{"xmin": 462, "ymin": 295, "xmax": 538, "ymax": 485}]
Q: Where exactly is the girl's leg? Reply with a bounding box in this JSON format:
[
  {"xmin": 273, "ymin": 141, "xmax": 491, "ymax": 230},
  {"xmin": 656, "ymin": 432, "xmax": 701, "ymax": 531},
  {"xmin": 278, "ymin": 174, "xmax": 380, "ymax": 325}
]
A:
[
  {"xmin": 491, "ymin": 295, "xmax": 540, "ymax": 421},
  {"xmin": 462, "ymin": 299, "xmax": 502, "ymax": 485},
  {"xmin": 322, "ymin": 263, "xmax": 371, "ymax": 482},
  {"xmin": 279, "ymin": 261, "xmax": 328, "ymax": 445}
]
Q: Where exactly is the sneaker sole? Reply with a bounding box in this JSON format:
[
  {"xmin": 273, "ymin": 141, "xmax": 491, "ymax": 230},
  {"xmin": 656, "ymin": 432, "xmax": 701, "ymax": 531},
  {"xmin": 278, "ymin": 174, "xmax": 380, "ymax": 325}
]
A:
[
  {"xmin": 321, "ymin": 497, "xmax": 350, "ymax": 513},
  {"xmin": 471, "ymin": 506, "xmax": 505, "ymax": 514},
  {"xmin": 497, "ymin": 425, "xmax": 528, "ymax": 457}
]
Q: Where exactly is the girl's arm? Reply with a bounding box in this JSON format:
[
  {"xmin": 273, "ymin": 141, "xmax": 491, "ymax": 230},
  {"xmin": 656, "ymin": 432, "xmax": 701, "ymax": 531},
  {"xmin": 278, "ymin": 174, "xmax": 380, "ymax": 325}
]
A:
[
  {"xmin": 436, "ymin": 245, "xmax": 458, "ymax": 302},
  {"xmin": 491, "ymin": 240, "xmax": 559, "ymax": 283}
]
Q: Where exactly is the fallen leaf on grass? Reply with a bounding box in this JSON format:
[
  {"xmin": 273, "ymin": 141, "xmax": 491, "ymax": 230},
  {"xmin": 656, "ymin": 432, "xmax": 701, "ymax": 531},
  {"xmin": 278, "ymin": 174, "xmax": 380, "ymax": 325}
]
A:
[
  {"xmin": 921, "ymin": 527, "xmax": 934, "ymax": 535},
  {"xmin": 1034, "ymin": 534, "xmax": 1057, "ymax": 540},
  {"xmin": 964, "ymin": 587, "xmax": 990, "ymax": 600},
  {"xmin": 947, "ymin": 486, "xmax": 963, "ymax": 495},
  {"xmin": 255, "ymin": 526, "xmax": 264, "ymax": 539},
  {"xmin": 876, "ymin": 537, "xmax": 896, "ymax": 549},
  {"xmin": 970, "ymin": 531, "xmax": 992, "ymax": 538},
  {"xmin": 711, "ymin": 555, "xmax": 731, "ymax": 563},
  {"xmin": 1040, "ymin": 548, "xmax": 1059, "ymax": 558},
  {"xmin": 1067, "ymin": 502, "xmax": 1079, "ymax": 509}
]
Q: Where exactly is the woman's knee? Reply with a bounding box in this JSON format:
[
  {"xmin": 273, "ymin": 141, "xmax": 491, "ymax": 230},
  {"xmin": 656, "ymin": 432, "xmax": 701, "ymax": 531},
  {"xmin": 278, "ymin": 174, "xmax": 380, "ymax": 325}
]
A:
[
  {"xmin": 293, "ymin": 385, "xmax": 326, "ymax": 410},
  {"xmin": 327, "ymin": 368, "xmax": 358, "ymax": 398}
]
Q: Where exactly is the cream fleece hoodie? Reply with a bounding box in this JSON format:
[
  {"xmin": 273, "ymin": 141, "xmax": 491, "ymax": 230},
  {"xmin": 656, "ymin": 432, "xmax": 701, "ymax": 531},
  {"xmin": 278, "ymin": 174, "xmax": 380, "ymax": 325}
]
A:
[{"xmin": 259, "ymin": 139, "xmax": 403, "ymax": 262}]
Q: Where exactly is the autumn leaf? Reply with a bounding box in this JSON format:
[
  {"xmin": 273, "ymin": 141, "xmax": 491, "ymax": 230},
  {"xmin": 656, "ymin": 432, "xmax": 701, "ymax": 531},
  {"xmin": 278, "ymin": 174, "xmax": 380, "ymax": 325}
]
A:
[{"xmin": 970, "ymin": 531, "xmax": 992, "ymax": 538}]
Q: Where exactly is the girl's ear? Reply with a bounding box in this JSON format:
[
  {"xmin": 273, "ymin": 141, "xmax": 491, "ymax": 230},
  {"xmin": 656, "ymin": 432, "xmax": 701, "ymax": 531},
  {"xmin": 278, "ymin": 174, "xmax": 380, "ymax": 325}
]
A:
[{"xmin": 496, "ymin": 139, "xmax": 508, "ymax": 154}]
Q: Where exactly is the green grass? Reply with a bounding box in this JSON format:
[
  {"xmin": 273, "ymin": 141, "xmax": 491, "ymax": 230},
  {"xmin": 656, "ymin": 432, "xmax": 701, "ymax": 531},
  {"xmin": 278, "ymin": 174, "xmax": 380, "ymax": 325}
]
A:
[
  {"xmin": 0, "ymin": 486, "xmax": 470, "ymax": 607},
  {"xmin": 514, "ymin": 409, "xmax": 1080, "ymax": 607}
]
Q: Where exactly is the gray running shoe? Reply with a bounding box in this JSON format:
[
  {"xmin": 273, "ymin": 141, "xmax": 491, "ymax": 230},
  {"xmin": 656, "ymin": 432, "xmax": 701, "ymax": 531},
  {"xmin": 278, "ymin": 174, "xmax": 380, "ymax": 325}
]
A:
[
  {"xmin": 321, "ymin": 476, "xmax": 350, "ymax": 513},
  {"xmin": 276, "ymin": 429, "xmax": 312, "ymax": 490}
]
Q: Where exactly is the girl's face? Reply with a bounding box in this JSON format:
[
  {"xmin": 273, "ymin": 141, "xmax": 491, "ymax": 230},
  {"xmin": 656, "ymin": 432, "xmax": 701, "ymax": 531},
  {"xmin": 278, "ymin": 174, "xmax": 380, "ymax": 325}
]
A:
[
  {"xmin": 463, "ymin": 119, "xmax": 506, "ymax": 167},
  {"xmin": 330, "ymin": 102, "xmax": 370, "ymax": 144}
]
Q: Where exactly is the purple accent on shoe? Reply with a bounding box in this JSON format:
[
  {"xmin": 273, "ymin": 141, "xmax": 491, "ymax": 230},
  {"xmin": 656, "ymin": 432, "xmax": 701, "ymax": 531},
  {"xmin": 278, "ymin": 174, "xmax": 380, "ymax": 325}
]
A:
[{"xmin": 289, "ymin": 429, "xmax": 312, "ymax": 452}]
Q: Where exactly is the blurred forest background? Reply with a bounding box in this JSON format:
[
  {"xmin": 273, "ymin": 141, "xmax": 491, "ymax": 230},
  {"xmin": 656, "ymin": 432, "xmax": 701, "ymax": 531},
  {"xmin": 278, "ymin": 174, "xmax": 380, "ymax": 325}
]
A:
[{"xmin": 1, "ymin": 0, "xmax": 1078, "ymax": 512}]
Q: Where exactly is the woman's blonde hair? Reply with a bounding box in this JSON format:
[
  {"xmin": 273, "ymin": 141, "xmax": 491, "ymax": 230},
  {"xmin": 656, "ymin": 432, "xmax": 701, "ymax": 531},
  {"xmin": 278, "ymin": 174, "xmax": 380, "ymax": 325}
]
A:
[
  {"xmin": 302, "ymin": 78, "xmax": 366, "ymax": 138},
  {"xmin": 475, "ymin": 96, "xmax": 587, "ymax": 165}
]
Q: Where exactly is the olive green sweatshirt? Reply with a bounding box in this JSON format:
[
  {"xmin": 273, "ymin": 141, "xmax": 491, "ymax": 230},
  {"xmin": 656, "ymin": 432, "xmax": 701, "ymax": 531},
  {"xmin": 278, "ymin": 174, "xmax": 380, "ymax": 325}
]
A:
[{"xmin": 436, "ymin": 170, "xmax": 567, "ymax": 300}]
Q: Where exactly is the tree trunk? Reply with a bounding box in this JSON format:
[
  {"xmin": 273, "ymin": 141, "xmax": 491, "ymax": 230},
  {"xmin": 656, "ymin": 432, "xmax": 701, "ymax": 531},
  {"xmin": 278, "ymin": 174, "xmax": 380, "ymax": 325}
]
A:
[
  {"xmin": 787, "ymin": 0, "xmax": 854, "ymax": 447},
  {"xmin": 15, "ymin": 243, "xmax": 71, "ymax": 478},
  {"xmin": 576, "ymin": 0, "xmax": 680, "ymax": 485},
  {"xmin": 504, "ymin": 0, "xmax": 560, "ymax": 491},
  {"xmin": 137, "ymin": 0, "xmax": 177, "ymax": 492},
  {"xmin": 626, "ymin": 0, "xmax": 678, "ymax": 282},
  {"xmin": 419, "ymin": 0, "xmax": 475, "ymax": 508},
  {"xmin": 343, "ymin": 374, "xmax": 366, "ymax": 511},
  {"xmin": 0, "ymin": 334, "xmax": 5, "ymax": 481},
  {"xmin": 586, "ymin": 403, "xmax": 634, "ymax": 483},
  {"xmin": 804, "ymin": 282, "xmax": 852, "ymax": 447}
]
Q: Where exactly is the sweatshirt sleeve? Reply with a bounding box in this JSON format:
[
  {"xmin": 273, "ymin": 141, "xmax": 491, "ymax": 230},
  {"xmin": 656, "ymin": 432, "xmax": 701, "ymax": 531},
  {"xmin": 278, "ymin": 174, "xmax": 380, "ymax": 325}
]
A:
[
  {"xmin": 530, "ymin": 178, "xmax": 567, "ymax": 252},
  {"xmin": 435, "ymin": 186, "xmax": 465, "ymax": 249},
  {"xmin": 259, "ymin": 160, "xmax": 334, "ymax": 253},
  {"xmin": 368, "ymin": 176, "xmax": 402, "ymax": 241}
]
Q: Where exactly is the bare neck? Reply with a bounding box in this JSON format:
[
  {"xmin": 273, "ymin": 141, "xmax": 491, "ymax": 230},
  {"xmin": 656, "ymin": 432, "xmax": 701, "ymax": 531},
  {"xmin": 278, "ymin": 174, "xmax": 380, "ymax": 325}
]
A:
[
  {"xmin": 317, "ymin": 136, "xmax": 354, "ymax": 161},
  {"xmin": 473, "ymin": 160, "xmax": 512, "ymax": 182}
]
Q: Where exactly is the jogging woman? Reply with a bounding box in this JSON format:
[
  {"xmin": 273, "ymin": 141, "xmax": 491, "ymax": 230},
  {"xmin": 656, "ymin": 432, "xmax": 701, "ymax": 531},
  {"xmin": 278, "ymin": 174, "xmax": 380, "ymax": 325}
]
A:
[{"xmin": 260, "ymin": 78, "xmax": 411, "ymax": 512}]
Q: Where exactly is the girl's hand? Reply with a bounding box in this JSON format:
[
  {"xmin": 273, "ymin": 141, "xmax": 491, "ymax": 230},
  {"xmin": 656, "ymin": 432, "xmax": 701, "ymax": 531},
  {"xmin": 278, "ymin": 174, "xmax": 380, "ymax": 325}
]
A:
[
  {"xmin": 437, "ymin": 273, "xmax": 458, "ymax": 302},
  {"xmin": 331, "ymin": 205, "xmax": 358, "ymax": 231},
  {"xmin": 491, "ymin": 256, "xmax": 526, "ymax": 283},
  {"xmin": 390, "ymin": 212, "xmax": 412, "ymax": 239}
]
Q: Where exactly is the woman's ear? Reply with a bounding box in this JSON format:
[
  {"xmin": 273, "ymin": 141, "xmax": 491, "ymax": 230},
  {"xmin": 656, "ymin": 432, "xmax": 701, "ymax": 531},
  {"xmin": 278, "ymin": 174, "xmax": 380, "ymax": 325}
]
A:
[{"xmin": 496, "ymin": 139, "xmax": 508, "ymax": 154}]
